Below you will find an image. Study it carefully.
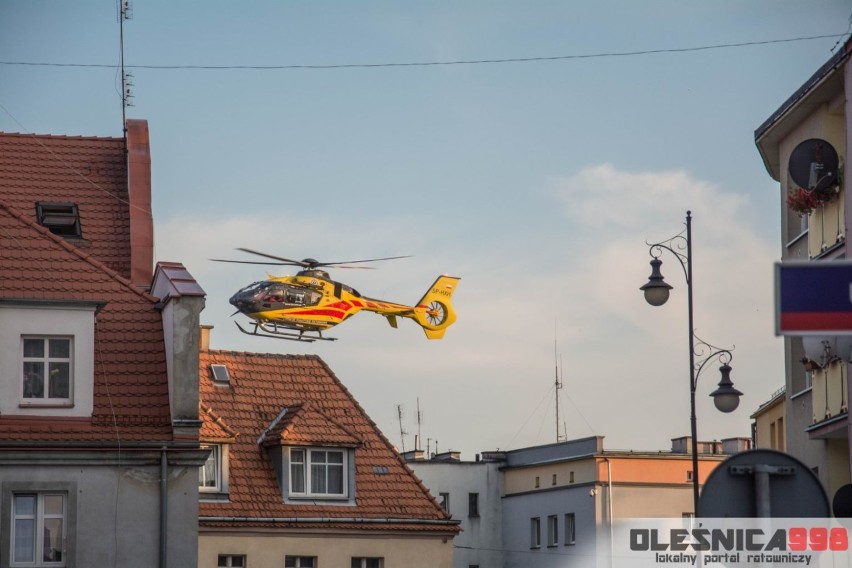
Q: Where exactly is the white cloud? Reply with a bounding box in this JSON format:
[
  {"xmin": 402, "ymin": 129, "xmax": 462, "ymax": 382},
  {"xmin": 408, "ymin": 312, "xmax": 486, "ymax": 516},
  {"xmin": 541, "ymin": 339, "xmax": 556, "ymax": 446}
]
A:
[{"xmin": 153, "ymin": 164, "xmax": 782, "ymax": 459}]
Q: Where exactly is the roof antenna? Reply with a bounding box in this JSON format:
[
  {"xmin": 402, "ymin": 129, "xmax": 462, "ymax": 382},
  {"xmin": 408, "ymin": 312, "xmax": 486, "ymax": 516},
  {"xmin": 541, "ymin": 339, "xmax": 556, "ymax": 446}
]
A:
[
  {"xmin": 416, "ymin": 397, "xmax": 423, "ymax": 451},
  {"xmin": 396, "ymin": 404, "xmax": 407, "ymax": 454},
  {"xmin": 118, "ymin": 0, "xmax": 134, "ymax": 148},
  {"xmin": 555, "ymin": 325, "xmax": 566, "ymax": 443}
]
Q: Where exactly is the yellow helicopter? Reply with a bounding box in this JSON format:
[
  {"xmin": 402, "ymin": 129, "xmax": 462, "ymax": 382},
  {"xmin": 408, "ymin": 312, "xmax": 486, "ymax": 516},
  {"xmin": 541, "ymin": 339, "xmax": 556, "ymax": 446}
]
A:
[{"xmin": 211, "ymin": 249, "xmax": 460, "ymax": 342}]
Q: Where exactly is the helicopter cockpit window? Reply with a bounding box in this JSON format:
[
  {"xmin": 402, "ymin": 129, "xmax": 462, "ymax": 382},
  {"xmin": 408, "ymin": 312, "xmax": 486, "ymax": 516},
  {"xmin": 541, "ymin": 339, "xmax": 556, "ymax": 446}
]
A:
[{"xmin": 262, "ymin": 284, "xmax": 321, "ymax": 307}]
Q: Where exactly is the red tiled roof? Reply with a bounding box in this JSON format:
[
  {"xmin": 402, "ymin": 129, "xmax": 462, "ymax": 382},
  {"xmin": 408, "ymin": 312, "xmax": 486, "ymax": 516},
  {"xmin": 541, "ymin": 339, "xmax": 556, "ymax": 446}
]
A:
[
  {"xmin": 0, "ymin": 132, "xmax": 131, "ymax": 277},
  {"xmin": 258, "ymin": 402, "xmax": 363, "ymax": 448},
  {"xmin": 200, "ymin": 403, "xmax": 238, "ymax": 442},
  {"xmin": 0, "ymin": 201, "xmax": 174, "ymax": 442},
  {"xmin": 198, "ymin": 350, "xmax": 457, "ymax": 533}
]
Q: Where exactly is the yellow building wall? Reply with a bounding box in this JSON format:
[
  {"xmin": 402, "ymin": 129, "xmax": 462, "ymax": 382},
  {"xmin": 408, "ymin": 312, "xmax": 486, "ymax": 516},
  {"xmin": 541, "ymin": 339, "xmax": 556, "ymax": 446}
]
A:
[
  {"xmin": 199, "ymin": 532, "xmax": 454, "ymax": 568},
  {"xmin": 753, "ymin": 399, "xmax": 785, "ymax": 451},
  {"xmin": 599, "ymin": 456, "xmax": 722, "ymax": 485},
  {"xmin": 503, "ymin": 459, "xmax": 597, "ymax": 494},
  {"xmin": 776, "ymin": 98, "xmax": 845, "ymax": 257},
  {"xmin": 503, "ymin": 455, "xmax": 723, "ymax": 497}
]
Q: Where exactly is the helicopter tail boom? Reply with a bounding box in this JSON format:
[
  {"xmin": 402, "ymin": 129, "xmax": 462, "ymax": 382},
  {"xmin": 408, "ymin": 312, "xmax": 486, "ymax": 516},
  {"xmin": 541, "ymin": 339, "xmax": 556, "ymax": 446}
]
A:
[{"xmin": 412, "ymin": 275, "xmax": 461, "ymax": 339}]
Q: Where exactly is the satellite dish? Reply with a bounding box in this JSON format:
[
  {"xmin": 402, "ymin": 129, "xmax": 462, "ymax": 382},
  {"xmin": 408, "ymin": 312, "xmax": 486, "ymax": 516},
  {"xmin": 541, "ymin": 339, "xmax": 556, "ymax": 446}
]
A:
[
  {"xmin": 788, "ymin": 138, "xmax": 839, "ymax": 192},
  {"xmin": 700, "ymin": 449, "xmax": 829, "ymax": 517},
  {"xmin": 834, "ymin": 484, "xmax": 852, "ymax": 518}
]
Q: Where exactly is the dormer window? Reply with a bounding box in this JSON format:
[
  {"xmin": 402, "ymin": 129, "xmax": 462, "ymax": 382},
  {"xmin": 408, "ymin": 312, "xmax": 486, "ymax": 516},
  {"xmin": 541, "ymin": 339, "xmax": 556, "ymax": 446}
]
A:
[
  {"xmin": 289, "ymin": 448, "xmax": 347, "ymax": 498},
  {"xmin": 36, "ymin": 202, "xmax": 82, "ymax": 238},
  {"xmin": 23, "ymin": 336, "xmax": 72, "ymax": 401}
]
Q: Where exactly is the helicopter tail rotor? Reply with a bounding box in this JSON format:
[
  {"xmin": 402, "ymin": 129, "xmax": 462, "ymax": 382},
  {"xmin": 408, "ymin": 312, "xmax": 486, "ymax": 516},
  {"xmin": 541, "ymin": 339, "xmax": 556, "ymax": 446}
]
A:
[{"xmin": 412, "ymin": 275, "xmax": 461, "ymax": 339}]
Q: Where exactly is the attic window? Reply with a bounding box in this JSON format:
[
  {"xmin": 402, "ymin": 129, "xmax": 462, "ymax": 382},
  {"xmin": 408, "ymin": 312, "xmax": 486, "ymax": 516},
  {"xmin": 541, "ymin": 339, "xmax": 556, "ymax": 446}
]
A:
[
  {"xmin": 36, "ymin": 202, "xmax": 82, "ymax": 238},
  {"xmin": 210, "ymin": 364, "xmax": 230, "ymax": 384}
]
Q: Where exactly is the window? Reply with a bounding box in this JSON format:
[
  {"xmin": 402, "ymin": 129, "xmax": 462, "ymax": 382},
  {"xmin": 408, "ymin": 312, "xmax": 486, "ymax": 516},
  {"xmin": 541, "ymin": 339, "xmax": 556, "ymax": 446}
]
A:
[
  {"xmin": 351, "ymin": 558, "xmax": 383, "ymax": 568},
  {"xmin": 534, "ymin": 476, "xmax": 540, "ymax": 488},
  {"xmin": 552, "ymin": 474, "xmax": 557, "ymax": 486},
  {"xmin": 35, "ymin": 202, "xmax": 81, "ymax": 238},
  {"xmin": 569, "ymin": 471, "xmax": 575, "ymax": 483},
  {"xmin": 547, "ymin": 515, "xmax": 558, "ymax": 547},
  {"xmin": 686, "ymin": 470, "xmax": 694, "ymax": 482},
  {"xmin": 564, "ymin": 513, "xmax": 576, "ymax": 545},
  {"xmin": 290, "ymin": 448, "xmax": 346, "ymax": 497},
  {"xmin": 22, "ymin": 337, "xmax": 72, "ymax": 402},
  {"xmin": 218, "ymin": 555, "xmax": 245, "ymax": 568},
  {"xmin": 530, "ymin": 517, "xmax": 541, "ymax": 548},
  {"xmin": 210, "ymin": 364, "xmax": 231, "ymax": 384},
  {"xmin": 285, "ymin": 556, "xmax": 315, "ymax": 567},
  {"xmin": 200, "ymin": 444, "xmax": 222, "ymax": 492},
  {"xmin": 439, "ymin": 492, "xmax": 450, "ymax": 513},
  {"xmin": 468, "ymin": 493, "xmax": 479, "ymax": 518},
  {"xmin": 12, "ymin": 493, "xmax": 66, "ymax": 565}
]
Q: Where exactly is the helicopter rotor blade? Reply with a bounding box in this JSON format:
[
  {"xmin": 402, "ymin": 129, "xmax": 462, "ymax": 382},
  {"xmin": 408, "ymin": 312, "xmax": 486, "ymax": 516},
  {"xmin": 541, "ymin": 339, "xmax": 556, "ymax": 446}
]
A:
[
  {"xmin": 215, "ymin": 249, "xmax": 412, "ymax": 269},
  {"xmin": 320, "ymin": 255, "xmax": 413, "ymax": 267},
  {"xmin": 209, "ymin": 258, "xmax": 295, "ymax": 266},
  {"xmin": 235, "ymin": 248, "xmax": 307, "ymax": 266}
]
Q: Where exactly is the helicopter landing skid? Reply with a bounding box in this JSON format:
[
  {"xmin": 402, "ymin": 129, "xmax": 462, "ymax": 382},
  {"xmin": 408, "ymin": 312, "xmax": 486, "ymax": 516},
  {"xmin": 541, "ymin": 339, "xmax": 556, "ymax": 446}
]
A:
[{"xmin": 235, "ymin": 322, "xmax": 338, "ymax": 342}]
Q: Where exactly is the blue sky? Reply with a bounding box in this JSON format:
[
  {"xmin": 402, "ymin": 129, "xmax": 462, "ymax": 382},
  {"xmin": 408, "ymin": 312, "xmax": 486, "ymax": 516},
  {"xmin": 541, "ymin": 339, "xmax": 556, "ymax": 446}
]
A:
[{"xmin": 2, "ymin": 1, "xmax": 850, "ymax": 459}]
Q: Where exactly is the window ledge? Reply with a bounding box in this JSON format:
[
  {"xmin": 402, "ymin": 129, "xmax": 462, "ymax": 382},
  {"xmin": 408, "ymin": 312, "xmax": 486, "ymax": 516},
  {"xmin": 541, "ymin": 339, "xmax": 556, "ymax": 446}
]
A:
[
  {"xmin": 199, "ymin": 493, "xmax": 230, "ymax": 502},
  {"xmin": 19, "ymin": 401, "xmax": 74, "ymax": 409},
  {"xmin": 288, "ymin": 495, "xmax": 349, "ymax": 502}
]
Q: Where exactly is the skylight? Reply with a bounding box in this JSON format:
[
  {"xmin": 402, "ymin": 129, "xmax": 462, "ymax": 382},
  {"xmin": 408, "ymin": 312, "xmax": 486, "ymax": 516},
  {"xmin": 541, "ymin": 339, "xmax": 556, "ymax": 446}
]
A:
[
  {"xmin": 36, "ymin": 201, "xmax": 82, "ymax": 238},
  {"xmin": 210, "ymin": 364, "xmax": 230, "ymax": 384}
]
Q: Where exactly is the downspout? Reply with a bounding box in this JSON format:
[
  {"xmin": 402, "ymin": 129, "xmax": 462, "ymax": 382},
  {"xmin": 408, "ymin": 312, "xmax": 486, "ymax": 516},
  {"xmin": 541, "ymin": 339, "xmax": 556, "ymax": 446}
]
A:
[
  {"xmin": 160, "ymin": 448, "xmax": 168, "ymax": 568},
  {"xmin": 603, "ymin": 457, "xmax": 614, "ymax": 568}
]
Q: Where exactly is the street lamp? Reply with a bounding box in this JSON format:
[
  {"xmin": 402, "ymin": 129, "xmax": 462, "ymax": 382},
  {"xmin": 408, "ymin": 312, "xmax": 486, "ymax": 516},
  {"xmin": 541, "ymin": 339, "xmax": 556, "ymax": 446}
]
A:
[{"xmin": 640, "ymin": 210, "xmax": 743, "ymax": 516}]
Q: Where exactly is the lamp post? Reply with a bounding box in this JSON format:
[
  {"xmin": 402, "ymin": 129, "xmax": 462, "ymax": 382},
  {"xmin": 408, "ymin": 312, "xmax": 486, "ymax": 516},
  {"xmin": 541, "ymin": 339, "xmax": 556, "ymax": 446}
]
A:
[{"xmin": 640, "ymin": 210, "xmax": 743, "ymax": 516}]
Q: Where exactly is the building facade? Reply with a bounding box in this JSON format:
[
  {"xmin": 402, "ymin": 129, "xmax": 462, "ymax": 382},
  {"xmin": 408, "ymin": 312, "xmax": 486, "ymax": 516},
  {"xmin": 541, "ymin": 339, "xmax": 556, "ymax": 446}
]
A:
[
  {"xmin": 754, "ymin": 38, "xmax": 852, "ymax": 506},
  {"xmin": 406, "ymin": 435, "xmax": 750, "ymax": 568},
  {"xmin": 197, "ymin": 327, "xmax": 459, "ymax": 568},
  {"xmin": 0, "ymin": 122, "xmax": 207, "ymax": 567}
]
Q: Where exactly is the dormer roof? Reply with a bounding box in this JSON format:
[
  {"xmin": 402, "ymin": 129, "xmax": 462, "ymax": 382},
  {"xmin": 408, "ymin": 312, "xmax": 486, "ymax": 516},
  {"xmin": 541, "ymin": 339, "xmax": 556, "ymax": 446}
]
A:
[{"xmin": 198, "ymin": 350, "xmax": 455, "ymax": 532}]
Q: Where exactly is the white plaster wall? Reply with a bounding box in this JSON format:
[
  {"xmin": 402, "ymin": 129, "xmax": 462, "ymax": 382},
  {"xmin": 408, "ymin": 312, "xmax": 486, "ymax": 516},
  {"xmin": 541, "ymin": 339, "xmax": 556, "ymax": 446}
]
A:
[
  {"xmin": 408, "ymin": 461, "xmax": 503, "ymax": 568},
  {"xmin": 0, "ymin": 305, "xmax": 94, "ymax": 417}
]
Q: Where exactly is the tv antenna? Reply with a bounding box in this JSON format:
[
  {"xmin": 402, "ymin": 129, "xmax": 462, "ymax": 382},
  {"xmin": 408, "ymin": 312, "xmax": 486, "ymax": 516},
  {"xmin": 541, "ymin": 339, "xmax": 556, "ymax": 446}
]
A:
[
  {"xmin": 118, "ymin": 0, "xmax": 134, "ymax": 145},
  {"xmin": 396, "ymin": 404, "xmax": 408, "ymax": 454},
  {"xmin": 555, "ymin": 338, "xmax": 566, "ymax": 443},
  {"xmin": 416, "ymin": 398, "xmax": 423, "ymax": 451}
]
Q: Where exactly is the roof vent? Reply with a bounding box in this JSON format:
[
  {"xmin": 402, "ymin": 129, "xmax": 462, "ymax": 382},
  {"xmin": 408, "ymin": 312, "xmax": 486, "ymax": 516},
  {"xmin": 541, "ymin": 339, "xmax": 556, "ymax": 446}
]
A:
[
  {"xmin": 210, "ymin": 364, "xmax": 230, "ymax": 384},
  {"xmin": 36, "ymin": 202, "xmax": 82, "ymax": 238}
]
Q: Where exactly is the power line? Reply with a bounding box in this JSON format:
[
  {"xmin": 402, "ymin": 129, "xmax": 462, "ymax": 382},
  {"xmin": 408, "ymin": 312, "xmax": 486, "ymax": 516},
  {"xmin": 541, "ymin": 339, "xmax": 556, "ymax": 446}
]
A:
[{"xmin": 0, "ymin": 33, "xmax": 847, "ymax": 71}]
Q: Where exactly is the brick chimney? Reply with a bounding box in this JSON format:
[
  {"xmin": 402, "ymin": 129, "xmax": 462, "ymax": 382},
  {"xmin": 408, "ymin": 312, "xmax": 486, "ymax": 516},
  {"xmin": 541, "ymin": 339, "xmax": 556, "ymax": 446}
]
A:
[{"xmin": 126, "ymin": 119, "xmax": 154, "ymax": 290}]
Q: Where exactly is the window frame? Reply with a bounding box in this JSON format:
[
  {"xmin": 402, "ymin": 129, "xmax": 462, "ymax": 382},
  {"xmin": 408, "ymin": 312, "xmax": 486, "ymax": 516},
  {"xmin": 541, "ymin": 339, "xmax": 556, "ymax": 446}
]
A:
[
  {"xmin": 288, "ymin": 447, "xmax": 348, "ymax": 499},
  {"xmin": 439, "ymin": 492, "xmax": 450, "ymax": 514},
  {"xmin": 530, "ymin": 517, "xmax": 541, "ymax": 549},
  {"xmin": 351, "ymin": 557, "xmax": 383, "ymax": 568},
  {"xmin": 564, "ymin": 513, "xmax": 576, "ymax": 546},
  {"xmin": 1, "ymin": 483, "xmax": 77, "ymax": 568},
  {"xmin": 468, "ymin": 492, "xmax": 479, "ymax": 518},
  {"xmin": 35, "ymin": 202, "xmax": 82, "ymax": 239},
  {"xmin": 547, "ymin": 514, "xmax": 558, "ymax": 547},
  {"xmin": 199, "ymin": 444, "xmax": 223, "ymax": 493},
  {"xmin": 284, "ymin": 555, "xmax": 316, "ymax": 567},
  {"xmin": 217, "ymin": 554, "xmax": 245, "ymax": 568},
  {"xmin": 21, "ymin": 336, "xmax": 73, "ymax": 404}
]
